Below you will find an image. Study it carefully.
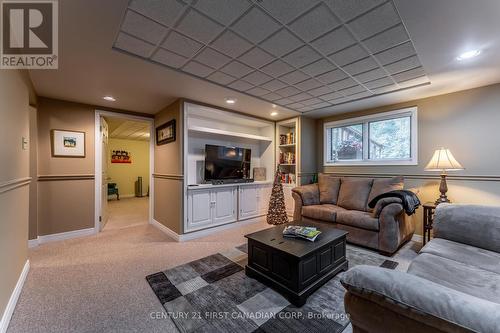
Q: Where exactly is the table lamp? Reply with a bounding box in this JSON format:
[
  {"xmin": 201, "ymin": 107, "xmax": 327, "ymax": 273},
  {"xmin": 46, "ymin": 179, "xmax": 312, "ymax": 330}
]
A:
[{"xmin": 425, "ymin": 148, "xmax": 464, "ymax": 205}]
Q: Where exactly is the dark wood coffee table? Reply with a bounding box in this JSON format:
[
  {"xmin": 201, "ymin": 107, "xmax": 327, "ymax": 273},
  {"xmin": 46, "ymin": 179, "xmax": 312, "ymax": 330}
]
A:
[{"xmin": 245, "ymin": 221, "xmax": 348, "ymax": 307}]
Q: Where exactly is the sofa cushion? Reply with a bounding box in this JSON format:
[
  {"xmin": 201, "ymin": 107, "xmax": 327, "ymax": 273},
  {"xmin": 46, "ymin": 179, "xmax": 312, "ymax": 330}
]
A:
[
  {"xmin": 337, "ymin": 178, "xmax": 374, "ymax": 211},
  {"xmin": 318, "ymin": 174, "xmax": 341, "ymax": 204},
  {"xmin": 366, "ymin": 176, "xmax": 404, "ymax": 211},
  {"xmin": 336, "ymin": 210, "xmax": 379, "ymax": 231},
  {"xmin": 301, "ymin": 204, "xmax": 345, "ymax": 222},
  {"xmin": 421, "ymin": 238, "xmax": 500, "ymax": 275},
  {"xmin": 408, "ymin": 253, "xmax": 500, "ymax": 304}
]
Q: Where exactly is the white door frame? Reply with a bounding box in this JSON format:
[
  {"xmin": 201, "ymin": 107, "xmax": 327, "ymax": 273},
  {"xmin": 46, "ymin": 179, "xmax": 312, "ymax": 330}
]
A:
[{"xmin": 94, "ymin": 110, "xmax": 155, "ymax": 232}]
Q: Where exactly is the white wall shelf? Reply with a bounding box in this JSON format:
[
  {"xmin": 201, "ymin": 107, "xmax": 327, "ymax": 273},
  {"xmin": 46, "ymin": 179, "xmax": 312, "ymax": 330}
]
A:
[{"xmin": 188, "ymin": 125, "xmax": 273, "ymax": 142}]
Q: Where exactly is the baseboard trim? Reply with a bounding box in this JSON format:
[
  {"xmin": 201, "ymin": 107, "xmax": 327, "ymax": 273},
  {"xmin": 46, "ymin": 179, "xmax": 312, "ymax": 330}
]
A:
[
  {"xmin": 33, "ymin": 227, "xmax": 96, "ymax": 246},
  {"xmin": 411, "ymin": 234, "xmax": 423, "ymax": 242},
  {"xmin": 0, "ymin": 260, "xmax": 30, "ymax": 333},
  {"xmin": 151, "ymin": 218, "xmax": 263, "ymax": 242}
]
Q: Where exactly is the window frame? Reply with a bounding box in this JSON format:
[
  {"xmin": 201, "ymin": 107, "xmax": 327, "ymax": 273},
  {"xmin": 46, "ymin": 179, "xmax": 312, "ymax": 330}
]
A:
[{"xmin": 323, "ymin": 107, "xmax": 418, "ymax": 166}]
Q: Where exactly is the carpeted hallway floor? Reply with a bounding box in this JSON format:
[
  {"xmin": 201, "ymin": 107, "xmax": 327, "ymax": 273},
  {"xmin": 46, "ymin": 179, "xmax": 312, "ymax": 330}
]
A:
[
  {"xmin": 104, "ymin": 197, "xmax": 149, "ymax": 230},
  {"xmin": 8, "ymin": 218, "xmax": 420, "ymax": 333},
  {"xmin": 8, "ymin": 218, "xmax": 272, "ymax": 332}
]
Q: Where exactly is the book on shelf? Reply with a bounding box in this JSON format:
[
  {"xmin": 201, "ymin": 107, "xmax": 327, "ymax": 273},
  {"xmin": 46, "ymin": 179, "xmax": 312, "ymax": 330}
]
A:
[
  {"xmin": 283, "ymin": 225, "xmax": 321, "ymax": 242},
  {"xmin": 279, "ymin": 132, "xmax": 295, "ymax": 145},
  {"xmin": 279, "ymin": 151, "xmax": 295, "ymax": 164},
  {"xmin": 280, "ymin": 173, "xmax": 295, "ymax": 184}
]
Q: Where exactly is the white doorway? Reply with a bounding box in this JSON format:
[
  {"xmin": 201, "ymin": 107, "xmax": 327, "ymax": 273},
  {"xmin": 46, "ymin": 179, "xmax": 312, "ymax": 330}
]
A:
[{"xmin": 94, "ymin": 110, "xmax": 154, "ymax": 232}]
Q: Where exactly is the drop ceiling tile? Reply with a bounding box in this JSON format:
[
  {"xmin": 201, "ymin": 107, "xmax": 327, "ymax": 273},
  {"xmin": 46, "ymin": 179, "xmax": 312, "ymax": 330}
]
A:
[
  {"xmin": 279, "ymin": 71, "xmax": 310, "ymax": 85},
  {"xmin": 295, "ymin": 78, "xmax": 322, "ymax": 91},
  {"xmin": 114, "ymin": 33, "xmax": 155, "ymax": 58},
  {"xmin": 289, "ymin": 92, "xmax": 313, "ymax": 102},
  {"xmin": 261, "ymin": 92, "xmax": 282, "ymax": 101},
  {"xmin": 301, "ymin": 59, "xmax": 336, "ymax": 77},
  {"xmin": 206, "ymin": 71, "xmax": 237, "ymax": 85},
  {"xmin": 340, "ymin": 85, "xmax": 366, "ymax": 96},
  {"xmin": 194, "ymin": 0, "xmax": 250, "ymax": 25},
  {"xmin": 220, "ymin": 61, "xmax": 254, "ymax": 77},
  {"xmin": 238, "ymin": 47, "xmax": 275, "ymax": 69},
  {"xmin": 330, "ymin": 96, "xmax": 350, "ymax": 105},
  {"xmin": 129, "ymin": 0, "xmax": 186, "ymax": 27},
  {"xmin": 348, "ymin": 2, "xmax": 400, "ymax": 40},
  {"xmin": 393, "ymin": 67, "xmax": 426, "ymax": 82},
  {"xmin": 287, "ymin": 102, "xmax": 305, "ymax": 109},
  {"xmin": 374, "ymin": 41, "xmax": 416, "ymax": 65},
  {"xmin": 152, "ymin": 48, "xmax": 187, "ymax": 68},
  {"xmin": 283, "ymin": 46, "xmax": 321, "ymax": 68},
  {"xmin": 346, "ymin": 90, "xmax": 373, "ymax": 99},
  {"xmin": 256, "ymin": 0, "xmax": 320, "ymax": 24},
  {"xmin": 274, "ymin": 97, "xmax": 294, "ymax": 105},
  {"xmin": 301, "ymin": 97, "xmax": 323, "ymax": 106},
  {"xmin": 385, "ymin": 55, "xmax": 421, "ymax": 74},
  {"xmin": 121, "ymin": 10, "xmax": 168, "ymax": 44},
  {"xmin": 318, "ymin": 91, "xmax": 344, "ymax": 101},
  {"xmin": 317, "ymin": 69, "xmax": 348, "ymax": 84},
  {"xmin": 289, "ymin": 4, "xmax": 340, "ymax": 42},
  {"xmin": 228, "ymin": 80, "xmax": 254, "ymax": 91},
  {"xmin": 242, "ymin": 71, "xmax": 273, "ymax": 85},
  {"xmin": 176, "ymin": 9, "xmax": 224, "ymax": 43},
  {"xmin": 308, "ymin": 101, "xmax": 331, "ymax": 109},
  {"xmin": 372, "ymin": 84, "xmax": 398, "ymax": 94},
  {"xmin": 329, "ymin": 44, "xmax": 369, "ymax": 66},
  {"xmin": 194, "ymin": 47, "xmax": 231, "ymax": 69},
  {"xmin": 297, "ymin": 106, "xmax": 315, "ymax": 112},
  {"xmin": 211, "ymin": 30, "xmax": 253, "ymax": 58},
  {"xmin": 275, "ymin": 86, "xmax": 301, "ymax": 97},
  {"xmin": 246, "ymin": 86, "xmax": 271, "ymax": 96},
  {"xmin": 182, "ymin": 61, "xmax": 215, "ymax": 77},
  {"xmin": 261, "ymin": 79, "xmax": 288, "ymax": 91},
  {"xmin": 354, "ymin": 67, "xmax": 386, "ymax": 83},
  {"xmin": 261, "ymin": 60, "xmax": 294, "ymax": 77},
  {"xmin": 162, "ymin": 31, "xmax": 203, "ymax": 57},
  {"xmin": 330, "ymin": 77, "xmax": 357, "ymax": 91},
  {"xmin": 307, "ymin": 85, "xmax": 334, "ymax": 97},
  {"xmin": 259, "ymin": 29, "xmax": 303, "ymax": 57},
  {"xmin": 231, "ymin": 7, "xmax": 280, "ymax": 43},
  {"xmin": 397, "ymin": 75, "xmax": 429, "ymax": 88},
  {"xmin": 310, "ymin": 26, "xmax": 355, "ymax": 55},
  {"xmin": 326, "ymin": 0, "xmax": 385, "ymax": 22},
  {"xmin": 363, "ymin": 24, "xmax": 409, "ymax": 54},
  {"xmin": 364, "ymin": 76, "xmax": 394, "ymax": 89},
  {"xmin": 342, "ymin": 57, "xmax": 378, "ymax": 75}
]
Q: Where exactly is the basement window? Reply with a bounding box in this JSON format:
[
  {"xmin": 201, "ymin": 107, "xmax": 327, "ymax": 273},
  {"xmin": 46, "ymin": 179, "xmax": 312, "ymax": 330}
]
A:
[{"xmin": 324, "ymin": 107, "xmax": 418, "ymax": 166}]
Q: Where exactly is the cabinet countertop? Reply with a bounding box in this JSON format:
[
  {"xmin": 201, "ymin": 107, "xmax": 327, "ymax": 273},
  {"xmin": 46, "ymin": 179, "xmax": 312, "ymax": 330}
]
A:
[{"xmin": 187, "ymin": 181, "xmax": 273, "ymax": 190}]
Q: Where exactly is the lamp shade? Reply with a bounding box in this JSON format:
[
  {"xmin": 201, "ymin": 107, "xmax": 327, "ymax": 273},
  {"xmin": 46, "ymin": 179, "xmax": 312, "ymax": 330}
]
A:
[{"xmin": 425, "ymin": 148, "xmax": 464, "ymax": 171}]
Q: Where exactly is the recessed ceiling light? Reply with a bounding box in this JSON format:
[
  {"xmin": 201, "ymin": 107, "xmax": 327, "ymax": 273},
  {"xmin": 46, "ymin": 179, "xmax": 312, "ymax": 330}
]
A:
[
  {"xmin": 270, "ymin": 111, "xmax": 278, "ymax": 116},
  {"xmin": 272, "ymin": 104, "xmax": 277, "ymax": 108},
  {"xmin": 103, "ymin": 96, "xmax": 116, "ymax": 102},
  {"xmin": 225, "ymin": 97, "xmax": 237, "ymax": 104},
  {"xmin": 457, "ymin": 50, "xmax": 481, "ymax": 61}
]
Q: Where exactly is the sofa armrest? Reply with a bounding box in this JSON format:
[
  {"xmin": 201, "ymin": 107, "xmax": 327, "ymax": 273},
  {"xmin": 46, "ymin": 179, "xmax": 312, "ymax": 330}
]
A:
[
  {"xmin": 291, "ymin": 183, "xmax": 319, "ymax": 206},
  {"xmin": 377, "ymin": 202, "xmax": 412, "ymax": 254},
  {"xmin": 341, "ymin": 266, "xmax": 500, "ymax": 333},
  {"xmin": 371, "ymin": 197, "xmax": 403, "ymax": 218},
  {"xmin": 434, "ymin": 204, "xmax": 500, "ymax": 253}
]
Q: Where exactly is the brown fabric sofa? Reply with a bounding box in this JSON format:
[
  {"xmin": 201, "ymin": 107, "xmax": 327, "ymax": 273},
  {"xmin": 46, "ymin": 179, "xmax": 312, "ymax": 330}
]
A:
[{"xmin": 292, "ymin": 174, "xmax": 415, "ymax": 255}]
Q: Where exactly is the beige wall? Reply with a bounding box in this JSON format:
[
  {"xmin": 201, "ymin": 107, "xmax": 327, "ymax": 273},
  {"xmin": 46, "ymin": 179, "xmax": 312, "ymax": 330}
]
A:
[
  {"xmin": 317, "ymin": 83, "xmax": 500, "ymax": 235},
  {"xmin": 154, "ymin": 100, "xmax": 184, "ymax": 233},
  {"xmin": 0, "ymin": 70, "xmax": 33, "ymax": 320},
  {"xmin": 108, "ymin": 138, "xmax": 150, "ymax": 197}
]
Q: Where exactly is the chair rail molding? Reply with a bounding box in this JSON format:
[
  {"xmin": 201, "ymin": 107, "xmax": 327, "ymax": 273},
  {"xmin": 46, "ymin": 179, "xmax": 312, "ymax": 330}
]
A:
[
  {"xmin": 322, "ymin": 172, "xmax": 500, "ymax": 182},
  {"xmin": 0, "ymin": 177, "xmax": 32, "ymax": 194},
  {"xmin": 37, "ymin": 174, "xmax": 95, "ymax": 181},
  {"xmin": 152, "ymin": 173, "xmax": 184, "ymax": 180}
]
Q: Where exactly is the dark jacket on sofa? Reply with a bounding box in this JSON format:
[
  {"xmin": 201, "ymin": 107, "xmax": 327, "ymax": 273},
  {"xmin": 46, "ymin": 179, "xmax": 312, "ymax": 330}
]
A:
[{"xmin": 368, "ymin": 190, "xmax": 421, "ymax": 215}]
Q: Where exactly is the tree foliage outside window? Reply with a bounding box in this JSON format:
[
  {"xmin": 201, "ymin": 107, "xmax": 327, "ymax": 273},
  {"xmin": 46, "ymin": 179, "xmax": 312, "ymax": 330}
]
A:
[{"xmin": 369, "ymin": 117, "xmax": 411, "ymax": 160}]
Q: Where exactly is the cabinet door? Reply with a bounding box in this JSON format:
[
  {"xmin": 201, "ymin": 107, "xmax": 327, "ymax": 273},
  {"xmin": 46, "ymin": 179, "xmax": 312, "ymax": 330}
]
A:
[
  {"xmin": 283, "ymin": 186, "xmax": 295, "ymax": 217},
  {"xmin": 213, "ymin": 187, "xmax": 237, "ymax": 224},
  {"xmin": 258, "ymin": 185, "xmax": 272, "ymax": 216},
  {"xmin": 187, "ymin": 189, "xmax": 212, "ymax": 231},
  {"xmin": 239, "ymin": 186, "xmax": 259, "ymax": 219}
]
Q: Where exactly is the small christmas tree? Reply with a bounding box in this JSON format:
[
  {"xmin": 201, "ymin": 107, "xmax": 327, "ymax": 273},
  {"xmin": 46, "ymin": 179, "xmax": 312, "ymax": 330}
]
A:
[{"xmin": 267, "ymin": 165, "xmax": 289, "ymax": 225}]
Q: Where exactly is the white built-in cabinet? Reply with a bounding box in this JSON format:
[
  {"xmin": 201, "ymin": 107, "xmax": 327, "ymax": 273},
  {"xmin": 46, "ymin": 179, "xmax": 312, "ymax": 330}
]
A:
[
  {"xmin": 187, "ymin": 187, "xmax": 237, "ymax": 232},
  {"xmin": 239, "ymin": 184, "xmax": 272, "ymax": 219}
]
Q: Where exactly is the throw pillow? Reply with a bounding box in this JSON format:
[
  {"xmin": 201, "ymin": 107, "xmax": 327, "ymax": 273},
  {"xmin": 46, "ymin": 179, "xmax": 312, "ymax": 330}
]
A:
[
  {"xmin": 318, "ymin": 174, "xmax": 341, "ymax": 204},
  {"xmin": 337, "ymin": 178, "xmax": 374, "ymax": 211}
]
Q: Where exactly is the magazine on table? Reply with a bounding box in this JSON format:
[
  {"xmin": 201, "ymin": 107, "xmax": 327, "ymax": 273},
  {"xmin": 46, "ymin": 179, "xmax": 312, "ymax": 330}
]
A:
[{"xmin": 283, "ymin": 225, "xmax": 321, "ymax": 242}]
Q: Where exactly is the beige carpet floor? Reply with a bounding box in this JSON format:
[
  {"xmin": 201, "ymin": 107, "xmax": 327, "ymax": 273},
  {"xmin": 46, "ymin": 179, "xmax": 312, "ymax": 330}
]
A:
[
  {"xmin": 104, "ymin": 197, "xmax": 149, "ymax": 230},
  {"xmin": 8, "ymin": 218, "xmax": 272, "ymax": 333}
]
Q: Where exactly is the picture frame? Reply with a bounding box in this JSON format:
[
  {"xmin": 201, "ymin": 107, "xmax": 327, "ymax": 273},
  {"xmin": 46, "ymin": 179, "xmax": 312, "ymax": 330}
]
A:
[
  {"xmin": 51, "ymin": 129, "xmax": 86, "ymax": 158},
  {"xmin": 156, "ymin": 119, "xmax": 176, "ymax": 145}
]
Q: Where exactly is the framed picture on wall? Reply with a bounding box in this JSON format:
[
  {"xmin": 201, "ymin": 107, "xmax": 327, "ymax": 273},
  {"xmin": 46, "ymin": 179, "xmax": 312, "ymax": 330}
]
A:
[
  {"xmin": 51, "ymin": 129, "xmax": 86, "ymax": 157},
  {"xmin": 156, "ymin": 119, "xmax": 176, "ymax": 145}
]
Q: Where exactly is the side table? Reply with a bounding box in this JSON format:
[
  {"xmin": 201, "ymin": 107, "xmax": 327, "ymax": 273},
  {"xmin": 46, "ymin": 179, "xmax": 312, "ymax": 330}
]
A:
[{"xmin": 423, "ymin": 202, "xmax": 437, "ymax": 245}]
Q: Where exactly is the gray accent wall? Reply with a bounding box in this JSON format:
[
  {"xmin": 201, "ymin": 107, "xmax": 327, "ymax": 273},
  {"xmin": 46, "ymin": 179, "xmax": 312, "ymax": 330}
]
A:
[{"xmin": 316, "ymin": 83, "xmax": 500, "ymax": 235}]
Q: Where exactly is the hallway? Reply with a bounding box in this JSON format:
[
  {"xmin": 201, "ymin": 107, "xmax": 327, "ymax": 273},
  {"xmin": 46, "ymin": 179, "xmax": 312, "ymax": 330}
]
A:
[{"xmin": 104, "ymin": 197, "xmax": 149, "ymax": 230}]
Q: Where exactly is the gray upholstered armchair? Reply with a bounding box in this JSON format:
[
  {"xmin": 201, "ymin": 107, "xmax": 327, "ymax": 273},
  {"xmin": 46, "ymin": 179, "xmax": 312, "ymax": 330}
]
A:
[{"xmin": 292, "ymin": 175, "xmax": 414, "ymax": 255}]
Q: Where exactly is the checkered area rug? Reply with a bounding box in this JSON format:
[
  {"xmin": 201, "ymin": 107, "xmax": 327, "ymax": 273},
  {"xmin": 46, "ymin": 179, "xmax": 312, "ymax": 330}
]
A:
[{"xmin": 146, "ymin": 243, "xmax": 397, "ymax": 333}]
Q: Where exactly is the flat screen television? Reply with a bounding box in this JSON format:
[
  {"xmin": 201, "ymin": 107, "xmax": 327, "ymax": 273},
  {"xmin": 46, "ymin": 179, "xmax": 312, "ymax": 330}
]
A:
[{"xmin": 205, "ymin": 144, "xmax": 251, "ymax": 180}]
